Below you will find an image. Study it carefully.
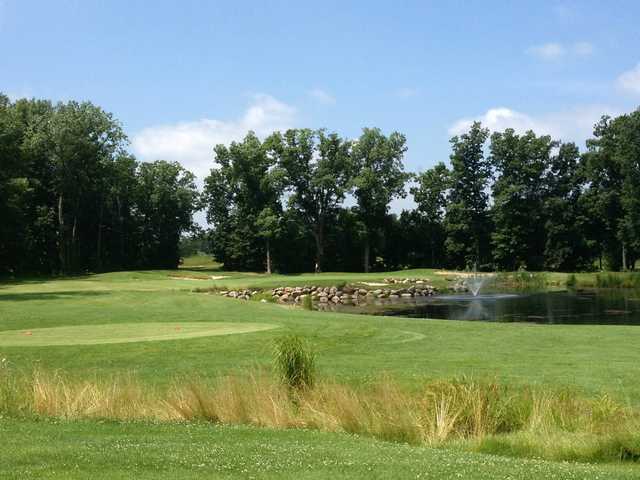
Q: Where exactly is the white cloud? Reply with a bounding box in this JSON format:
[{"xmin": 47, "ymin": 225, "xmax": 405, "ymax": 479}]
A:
[
  {"xmin": 617, "ymin": 63, "xmax": 640, "ymax": 95},
  {"xmin": 526, "ymin": 41, "xmax": 593, "ymax": 61},
  {"xmin": 308, "ymin": 88, "xmax": 336, "ymax": 105},
  {"xmin": 449, "ymin": 105, "xmax": 619, "ymax": 144},
  {"xmin": 131, "ymin": 94, "xmax": 296, "ymax": 179}
]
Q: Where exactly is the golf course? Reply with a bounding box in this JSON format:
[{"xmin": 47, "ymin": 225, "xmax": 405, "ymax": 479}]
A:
[{"xmin": 1, "ymin": 260, "xmax": 639, "ymax": 479}]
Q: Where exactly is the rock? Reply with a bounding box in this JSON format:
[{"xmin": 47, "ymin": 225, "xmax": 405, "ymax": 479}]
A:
[
  {"xmin": 260, "ymin": 299, "xmax": 267, "ymax": 303},
  {"xmin": 401, "ymin": 293, "xmax": 413, "ymax": 298},
  {"xmin": 389, "ymin": 294, "xmax": 399, "ymax": 299},
  {"xmin": 331, "ymin": 296, "xmax": 341, "ymax": 303},
  {"xmin": 358, "ymin": 289, "xmax": 367, "ymax": 295},
  {"xmin": 319, "ymin": 296, "xmax": 329, "ymax": 303}
]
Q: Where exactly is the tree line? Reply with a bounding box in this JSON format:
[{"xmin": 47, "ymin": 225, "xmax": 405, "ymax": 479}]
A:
[
  {"xmin": 2, "ymin": 92, "xmax": 639, "ymax": 275},
  {"xmin": 203, "ymin": 114, "xmax": 640, "ymax": 273},
  {"xmin": 0, "ymin": 94, "xmax": 198, "ymax": 275}
]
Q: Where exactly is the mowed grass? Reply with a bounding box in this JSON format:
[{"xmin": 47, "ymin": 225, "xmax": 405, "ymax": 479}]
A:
[
  {"xmin": 0, "ymin": 322, "xmax": 277, "ymax": 347},
  {"xmin": 1, "ymin": 418, "xmax": 637, "ymax": 480},
  {"xmin": 2, "ymin": 267, "xmax": 640, "ymax": 477},
  {"xmin": 0, "ymin": 268, "xmax": 639, "ymax": 401}
]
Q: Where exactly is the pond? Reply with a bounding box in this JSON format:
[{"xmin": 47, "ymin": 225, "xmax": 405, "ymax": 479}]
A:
[{"xmin": 328, "ymin": 290, "xmax": 640, "ymax": 325}]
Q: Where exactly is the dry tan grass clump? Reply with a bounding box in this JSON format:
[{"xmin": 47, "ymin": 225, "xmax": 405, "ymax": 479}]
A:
[{"xmin": 1, "ymin": 366, "xmax": 639, "ymax": 463}]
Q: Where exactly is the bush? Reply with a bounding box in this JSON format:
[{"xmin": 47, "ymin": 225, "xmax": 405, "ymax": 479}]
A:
[
  {"xmin": 273, "ymin": 335, "xmax": 315, "ymax": 390},
  {"xmin": 302, "ymin": 295, "xmax": 313, "ymax": 310},
  {"xmin": 596, "ymin": 272, "xmax": 640, "ymax": 289},
  {"xmin": 494, "ymin": 271, "xmax": 547, "ymax": 291},
  {"xmin": 566, "ymin": 274, "xmax": 577, "ymax": 288}
]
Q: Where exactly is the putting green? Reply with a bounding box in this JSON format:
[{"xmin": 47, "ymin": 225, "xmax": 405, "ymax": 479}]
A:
[{"xmin": 0, "ymin": 322, "xmax": 278, "ymax": 347}]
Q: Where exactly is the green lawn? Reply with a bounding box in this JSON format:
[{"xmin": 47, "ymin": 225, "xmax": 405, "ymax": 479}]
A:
[
  {"xmin": 1, "ymin": 418, "xmax": 636, "ymax": 480},
  {"xmin": 1, "ymin": 268, "xmax": 640, "ymax": 478},
  {"xmin": 0, "ymin": 321, "xmax": 277, "ymax": 347},
  {"xmin": 0, "ymin": 269, "xmax": 638, "ymax": 400}
]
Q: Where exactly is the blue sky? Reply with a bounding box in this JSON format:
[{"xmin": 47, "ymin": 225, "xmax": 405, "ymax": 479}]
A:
[{"xmin": 2, "ymin": 0, "xmax": 640, "ymax": 185}]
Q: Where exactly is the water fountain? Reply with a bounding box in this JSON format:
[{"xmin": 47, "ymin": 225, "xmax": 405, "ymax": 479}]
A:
[
  {"xmin": 466, "ymin": 273, "xmax": 486, "ymax": 297},
  {"xmin": 466, "ymin": 262, "xmax": 487, "ymax": 297}
]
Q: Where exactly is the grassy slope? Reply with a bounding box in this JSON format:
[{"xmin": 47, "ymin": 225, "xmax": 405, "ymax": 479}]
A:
[
  {"xmin": 1, "ymin": 419, "xmax": 636, "ymax": 480},
  {"xmin": 2, "ymin": 268, "xmax": 640, "ymax": 477},
  {"xmin": 0, "ymin": 269, "xmax": 639, "ymax": 401}
]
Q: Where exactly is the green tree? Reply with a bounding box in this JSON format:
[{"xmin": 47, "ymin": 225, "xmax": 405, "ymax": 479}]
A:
[
  {"xmin": 204, "ymin": 132, "xmax": 282, "ymax": 271},
  {"xmin": 28, "ymin": 101, "xmax": 128, "ymax": 272},
  {"xmin": 490, "ymin": 129, "xmax": 553, "ymax": 270},
  {"xmin": 411, "ymin": 162, "xmax": 450, "ymax": 267},
  {"xmin": 584, "ymin": 111, "xmax": 640, "ymax": 270},
  {"xmin": 351, "ymin": 128, "xmax": 408, "ymax": 272},
  {"xmin": 444, "ymin": 122, "xmax": 491, "ymax": 269},
  {"xmin": 267, "ymin": 129, "xmax": 352, "ymax": 272},
  {"xmin": 543, "ymin": 142, "xmax": 592, "ymax": 271},
  {"xmin": 136, "ymin": 161, "xmax": 198, "ymax": 268},
  {"xmin": 256, "ymin": 207, "xmax": 282, "ymax": 274}
]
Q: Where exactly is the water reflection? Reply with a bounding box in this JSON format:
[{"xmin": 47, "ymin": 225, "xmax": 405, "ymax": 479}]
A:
[{"xmin": 331, "ymin": 290, "xmax": 640, "ymax": 325}]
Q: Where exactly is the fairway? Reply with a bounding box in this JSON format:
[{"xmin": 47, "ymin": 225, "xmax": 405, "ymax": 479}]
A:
[{"xmin": 0, "ymin": 322, "xmax": 278, "ymax": 347}]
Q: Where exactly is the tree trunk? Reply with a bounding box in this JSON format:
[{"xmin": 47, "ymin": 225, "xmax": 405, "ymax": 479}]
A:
[
  {"xmin": 622, "ymin": 242, "xmax": 627, "ymax": 271},
  {"xmin": 599, "ymin": 249, "xmax": 603, "ymax": 271},
  {"xmin": 71, "ymin": 214, "xmax": 78, "ymax": 272},
  {"xmin": 57, "ymin": 194, "xmax": 66, "ymax": 273},
  {"xmin": 313, "ymin": 228, "xmax": 324, "ymax": 273},
  {"xmin": 363, "ymin": 237, "xmax": 370, "ymax": 273},
  {"xmin": 266, "ymin": 238, "xmax": 272, "ymax": 274}
]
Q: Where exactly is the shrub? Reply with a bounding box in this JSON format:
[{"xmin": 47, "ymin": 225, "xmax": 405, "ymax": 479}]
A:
[
  {"xmin": 302, "ymin": 294, "xmax": 313, "ymax": 310},
  {"xmin": 595, "ymin": 273, "xmax": 640, "ymax": 289},
  {"xmin": 566, "ymin": 274, "xmax": 577, "ymax": 289},
  {"xmin": 494, "ymin": 271, "xmax": 547, "ymax": 291},
  {"xmin": 273, "ymin": 335, "xmax": 315, "ymax": 390}
]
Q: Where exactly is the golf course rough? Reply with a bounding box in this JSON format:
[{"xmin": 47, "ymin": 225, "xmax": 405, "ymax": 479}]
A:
[{"xmin": 0, "ymin": 322, "xmax": 279, "ymax": 347}]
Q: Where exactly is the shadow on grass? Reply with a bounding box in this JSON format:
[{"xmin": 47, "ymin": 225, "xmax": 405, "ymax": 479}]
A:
[
  {"xmin": 0, "ymin": 290, "xmax": 111, "ymax": 302},
  {"xmin": 0, "ymin": 273, "xmax": 95, "ymax": 288}
]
